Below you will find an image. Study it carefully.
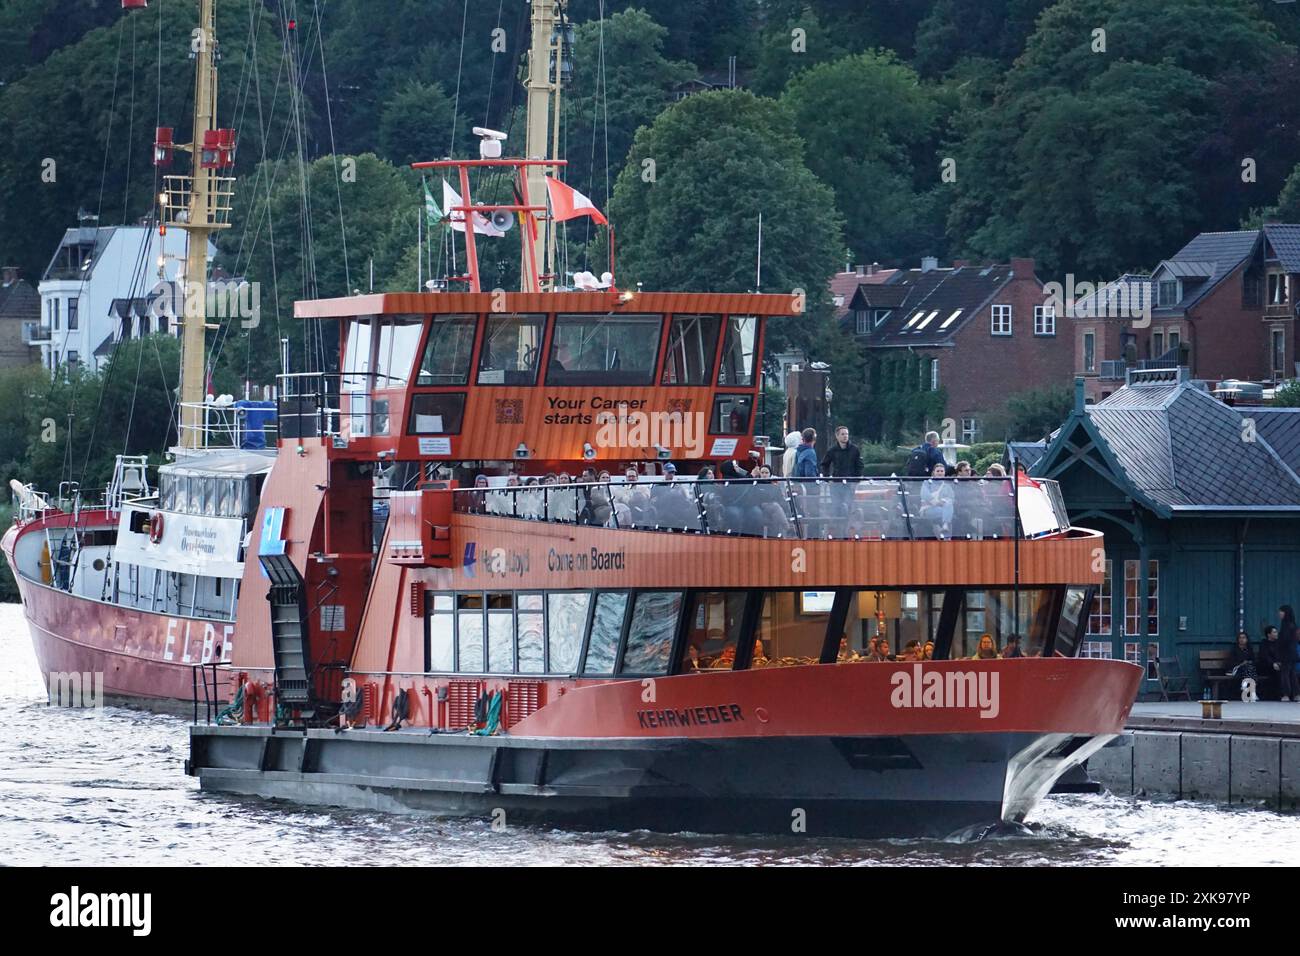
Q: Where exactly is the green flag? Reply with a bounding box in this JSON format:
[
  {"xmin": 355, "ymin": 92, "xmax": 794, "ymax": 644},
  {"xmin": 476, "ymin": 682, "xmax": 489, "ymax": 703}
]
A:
[{"xmin": 423, "ymin": 176, "xmax": 443, "ymax": 228}]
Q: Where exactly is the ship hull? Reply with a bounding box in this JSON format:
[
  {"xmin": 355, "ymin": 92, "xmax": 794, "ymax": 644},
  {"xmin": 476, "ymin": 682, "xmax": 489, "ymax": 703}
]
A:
[
  {"xmin": 4, "ymin": 523, "xmax": 233, "ymax": 714},
  {"xmin": 188, "ymin": 724, "xmax": 1114, "ymax": 839}
]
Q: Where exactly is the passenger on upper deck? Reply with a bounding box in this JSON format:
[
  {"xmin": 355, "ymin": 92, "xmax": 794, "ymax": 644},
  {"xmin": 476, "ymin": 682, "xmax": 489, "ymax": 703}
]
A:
[
  {"xmin": 782, "ymin": 431, "xmax": 801, "ymax": 477},
  {"xmin": 970, "ymin": 634, "xmax": 1000, "ymax": 660},
  {"xmin": 918, "ymin": 462, "xmax": 955, "ymax": 538},
  {"xmin": 793, "ymin": 428, "xmax": 819, "ymax": 479}
]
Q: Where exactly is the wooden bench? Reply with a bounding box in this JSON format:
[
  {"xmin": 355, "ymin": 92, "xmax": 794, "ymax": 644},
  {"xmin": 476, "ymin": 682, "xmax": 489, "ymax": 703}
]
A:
[{"xmin": 1199, "ymin": 649, "xmax": 1237, "ymax": 699}]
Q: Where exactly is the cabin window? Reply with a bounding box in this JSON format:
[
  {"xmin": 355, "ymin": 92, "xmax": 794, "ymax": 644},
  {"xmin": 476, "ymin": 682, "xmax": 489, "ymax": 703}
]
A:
[
  {"xmin": 375, "ymin": 315, "xmax": 424, "ymax": 388},
  {"xmin": 582, "ymin": 591, "xmax": 628, "ymax": 674},
  {"xmin": 160, "ymin": 476, "xmax": 176, "ymax": 511},
  {"xmin": 547, "ymin": 314, "xmax": 663, "ymax": 386},
  {"xmin": 408, "ymin": 393, "xmax": 466, "ymax": 434},
  {"xmin": 751, "ymin": 591, "xmax": 826, "ymax": 667},
  {"xmin": 680, "ymin": 591, "xmax": 747, "ymax": 672},
  {"xmin": 661, "ymin": 314, "xmax": 721, "ymax": 385},
  {"xmin": 517, "ymin": 593, "xmax": 545, "ymax": 674},
  {"xmin": 717, "ymin": 316, "xmax": 757, "ymax": 386},
  {"xmin": 478, "ymin": 314, "xmax": 544, "ymax": 385},
  {"xmin": 547, "ymin": 591, "xmax": 589, "ymax": 673},
  {"xmin": 186, "ymin": 477, "xmax": 202, "ymax": 514},
  {"xmin": 710, "ymin": 394, "xmax": 753, "ymax": 435},
  {"xmin": 416, "ymin": 314, "xmax": 476, "ymax": 385},
  {"xmin": 486, "ymin": 593, "xmax": 515, "ymax": 672},
  {"xmin": 620, "ymin": 592, "xmax": 682, "ymax": 675},
  {"xmin": 456, "ymin": 593, "xmax": 485, "ymax": 672},
  {"xmin": 342, "ymin": 317, "xmax": 375, "ymax": 389},
  {"xmin": 1054, "ymin": 587, "xmax": 1087, "ymax": 658},
  {"xmin": 427, "ymin": 593, "xmax": 454, "ymax": 672}
]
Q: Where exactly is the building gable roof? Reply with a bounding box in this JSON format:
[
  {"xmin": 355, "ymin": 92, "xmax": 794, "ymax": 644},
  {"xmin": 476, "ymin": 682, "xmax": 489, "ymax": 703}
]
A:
[
  {"xmin": 0, "ymin": 276, "xmax": 40, "ymax": 320},
  {"xmin": 1263, "ymin": 224, "xmax": 1300, "ymax": 273},
  {"xmin": 846, "ymin": 265, "xmax": 1017, "ymax": 346},
  {"xmin": 1154, "ymin": 230, "xmax": 1260, "ymax": 314},
  {"xmin": 1034, "ymin": 370, "xmax": 1300, "ymax": 514}
]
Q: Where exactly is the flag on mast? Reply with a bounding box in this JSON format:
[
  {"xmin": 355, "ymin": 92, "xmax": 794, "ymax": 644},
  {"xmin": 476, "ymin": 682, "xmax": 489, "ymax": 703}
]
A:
[
  {"xmin": 422, "ymin": 176, "xmax": 442, "ymax": 228},
  {"xmin": 442, "ymin": 179, "xmax": 507, "ymax": 237},
  {"xmin": 545, "ymin": 176, "xmax": 608, "ymax": 225}
]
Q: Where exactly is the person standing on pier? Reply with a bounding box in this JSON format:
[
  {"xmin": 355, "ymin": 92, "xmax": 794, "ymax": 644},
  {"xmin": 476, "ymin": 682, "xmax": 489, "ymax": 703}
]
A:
[{"xmin": 1278, "ymin": 606, "xmax": 1298, "ymax": 701}]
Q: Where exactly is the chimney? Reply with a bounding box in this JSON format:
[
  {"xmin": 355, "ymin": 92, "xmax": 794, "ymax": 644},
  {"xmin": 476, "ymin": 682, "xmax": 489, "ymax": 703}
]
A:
[
  {"xmin": 0, "ymin": 266, "xmax": 17, "ymax": 286},
  {"xmin": 953, "ymin": 259, "xmax": 971, "ymax": 268},
  {"xmin": 1010, "ymin": 257, "xmax": 1037, "ymax": 279},
  {"xmin": 920, "ymin": 256, "xmax": 939, "ymax": 273},
  {"xmin": 855, "ymin": 264, "xmax": 865, "ymax": 276},
  {"xmin": 1074, "ymin": 377, "xmax": 1086, "ymax": 413},
  {"xmin": 869, "ymin": 261, "xmax": 880, "ymax": 275}
]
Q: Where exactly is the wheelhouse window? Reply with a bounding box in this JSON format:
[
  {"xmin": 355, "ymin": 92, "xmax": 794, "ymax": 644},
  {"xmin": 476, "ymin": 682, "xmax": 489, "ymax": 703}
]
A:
[
  {"xmin": 456, "ymin": 593, "xmax": 484, "ymax": 672},
  {"xmin": 717, "ymin": 315, "xmax": 757, "ymax": 386},
  {"xmin": 620, "ymin": 592, "xmax": 682, "ymax": 675},
  {"xmin": 680, "ymin": 591, "xmax": 747, "ymax": 672},
  {"xmin": 408, "ymin": 393, "xmax": 466, "ymax": 434},
  {"xmin": 582, "ymin": 591, "xmax": 628, "ymax": 674},
  {"xmin": 661, "ymin": 314, "xmax": 721, "ymax": 385},
  {"xmin": 478, "ymin": 313, "xmax": 544, "ymax": 385},
  {"xmin": 547, "ymin": 313, "xmax": 663, "ymax": 385},
  {"xmin": 374, "ymin": 315, "xmax": 423, "ymax": 388},
  {"xmin": 342, "ymin": 317, "xmax": 375, "ymax": 390},
  {"xmin": 547, "ymin": 591, "xmax": 590, "ymax": 674},
  {"xmin": 416, "ymin": 314, "xmax": 476, "ymax": 385},
  {"xmin": 711, "ymin": 394, "xmax": 753, "ymax": 435}
]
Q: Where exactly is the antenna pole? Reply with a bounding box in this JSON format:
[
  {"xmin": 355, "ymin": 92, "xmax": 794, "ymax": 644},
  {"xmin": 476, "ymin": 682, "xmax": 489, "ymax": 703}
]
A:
[
  {"xmin": 756, "ymin": 212, "xmax": 763, "ymax": 291},
  {"xmin": 523, "ymin": 0, "xmax": 562, "ymax": 292}
]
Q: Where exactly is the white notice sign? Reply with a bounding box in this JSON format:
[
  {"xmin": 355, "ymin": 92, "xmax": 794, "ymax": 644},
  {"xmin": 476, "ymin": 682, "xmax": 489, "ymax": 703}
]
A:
[
  {"xmin": 709, "ymin": 438, "xmax": 738, "ymax": 457},
  {"xmin": 418, "ymin": 437, "xmax": 452, "ymax": 456}
]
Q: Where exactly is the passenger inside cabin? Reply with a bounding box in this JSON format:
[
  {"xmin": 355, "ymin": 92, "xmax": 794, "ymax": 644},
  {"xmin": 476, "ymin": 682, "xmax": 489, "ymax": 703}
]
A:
[
  {"xmin": 923, "ymin": 641, "xmax": 935, "ymax": 660},
  {"xmin": 870, "ymin": 640, "xmax": 893, "ymax": 662},
  {"xmin": 901, "ymin": 639, "xmax": 923, "ymax": 661},
  {"xmin": 970, "ymin": 633, "xmax": 999, "ymax": 660},
  {"xmin": 1002, "ymin": 634, "xmax": 1023, "ymax": 658}
]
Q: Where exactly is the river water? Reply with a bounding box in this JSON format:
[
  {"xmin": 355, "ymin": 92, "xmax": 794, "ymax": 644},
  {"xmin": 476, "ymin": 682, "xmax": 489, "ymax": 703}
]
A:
[{"xmin": 1, "ymin": 604, "xmax": 1296, "ymax": 866}]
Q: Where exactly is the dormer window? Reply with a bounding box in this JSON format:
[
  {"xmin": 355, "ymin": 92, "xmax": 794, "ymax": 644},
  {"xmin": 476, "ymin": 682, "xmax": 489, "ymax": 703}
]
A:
[
  {"xmin": 873, "ymin": 309, "xmax": 891, "ymax": 328},
  {"xmin": 1268, "ymin": 272, "xmax": 1289, "ymax": 306},
  {"xmin": 854, "ymin": 309, "xmax": 869, "ymax": 334},
  {"xmin": 1157, "ymin": 279, "xmax": 1179, "ymax": 307}
]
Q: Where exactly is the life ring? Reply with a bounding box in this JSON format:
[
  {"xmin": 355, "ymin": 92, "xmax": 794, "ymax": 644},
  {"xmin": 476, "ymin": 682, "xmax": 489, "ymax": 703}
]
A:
[{"xmin": 148, "ymin": 512, "xmax": 164, "ymax": 544}]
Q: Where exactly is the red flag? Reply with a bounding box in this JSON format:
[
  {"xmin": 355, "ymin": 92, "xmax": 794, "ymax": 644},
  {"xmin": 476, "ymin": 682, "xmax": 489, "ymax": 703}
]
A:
[{"xmin": 545, "ymin": 177, "xmax": 607, "ymax": 225}]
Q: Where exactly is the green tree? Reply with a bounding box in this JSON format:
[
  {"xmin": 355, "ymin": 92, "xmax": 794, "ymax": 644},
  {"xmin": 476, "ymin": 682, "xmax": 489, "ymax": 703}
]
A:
[
  {"xmin": 563, "ymin": 8, "xmax": 696, "ymax": 204},
  {"xmin": 1273, "ymin": 381, "xmax": 1300, "ymax": 407},
  {"xmin": 377, "ymin": 81, "xmax": 463, "ymax": 168},
  {"xmin": 215, "ymin": 154, "xmax": 419, "ymax": 385},
  {"xmin": 1002, "ymin": 385, "xmax": 1073, "ymax": 441},
  {"xmin": 781, "ymin": 52, "xmax": 943, "ymax": 264},
  {"xmin": 912, "ymin": 0, "xmax": 1053, "ymax": 77},
  {"xmin": 609, "ymin": 90, "xmax": 843, "ymax": 358}
]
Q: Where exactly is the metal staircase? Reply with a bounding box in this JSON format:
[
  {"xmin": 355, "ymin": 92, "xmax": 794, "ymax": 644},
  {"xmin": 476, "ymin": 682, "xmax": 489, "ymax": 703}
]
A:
[{"xmin": 260, "ymin": 553, "xmax": 315, "ymax": 720}]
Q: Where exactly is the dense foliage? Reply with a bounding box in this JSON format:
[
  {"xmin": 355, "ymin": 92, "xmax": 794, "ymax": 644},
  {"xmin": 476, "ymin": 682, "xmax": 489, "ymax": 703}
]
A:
[{"xmin": 1, "ymin": 0, "xmax": 1298, "ymax": 475}]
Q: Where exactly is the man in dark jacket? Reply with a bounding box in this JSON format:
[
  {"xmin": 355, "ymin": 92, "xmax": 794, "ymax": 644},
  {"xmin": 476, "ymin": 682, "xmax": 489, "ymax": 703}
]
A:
[
  {"xmin": 821, "ymin": 426, "xmax": 864, "ymax": 478},
  {"xmin": 1258, "ymin": 626, "xmax": 1282, "ymax": 701},
  {"xmin": 905, "ymin": 431, "xmax": 946, "ymax": 478},
  {"xmin": 1278, "ymin": 605, "xmax": 1298, "ymax": 701}
]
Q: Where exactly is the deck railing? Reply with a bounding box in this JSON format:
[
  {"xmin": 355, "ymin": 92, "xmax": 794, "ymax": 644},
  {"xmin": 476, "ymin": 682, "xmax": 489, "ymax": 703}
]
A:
[{"xmin": 453, "ymin": 476, "xmax": 1071, "ymax": 541}]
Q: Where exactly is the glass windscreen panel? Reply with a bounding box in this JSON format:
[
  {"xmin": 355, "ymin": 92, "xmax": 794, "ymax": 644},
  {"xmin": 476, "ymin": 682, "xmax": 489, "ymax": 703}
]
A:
[
  {"xmin": 374, "ymin": 315, "xmax": 423, "ymax": 388},
  {"xmin": 680, "ymin": 591, "xmax": 747, "ymax": 672},
  {"xmin": 342, "ymin": 316, "xmax": 374, "ymax": 391},
  {"xmin": 717, "ymin": 315, "xmax": 757, "ymax": 386},
  {"xmin": 456, "ymin": 593, "xmax": 484, "ymax": 672},
  {"xmin": 487, "ymin": 593, "xmax": 514, "ymax": 673},
  {"xmin": 620, "ymin": 592, "xmax": 681, "ymax": 675},
  {"xmin": 416, "ymin": 314, "xmax": 476, "ymax": 386},
  {"xmin": 547, "ymin": 314, "xmax": 663, "ymax": 385},
  {"xmin": 478, "ymin": 313, "xmax": 544, "ymax": 385},
  {"xmin": 661, "ymin": 314, "xmax": 721, "ymax": 385},
  {"xmin": 428, "ymin": 593, "xmax": 454, "ymax": 671},
  {"xmin": 408, "ymin": 393, "xmax": 466, "ymax": 434},
  {"xmin": 711, "ymin": 394, "xmax": 753, "ymax": 435},
  {"xmin": 547, "ymin": 592, "xmax": 589, "ymax": 674},
  {"xmin": 583, "ymin": 592, "xmax": 628, "ymax": 674},
  {"xmin": 517, "ymin": 593, "xmax": 545, "ymax": 673}
]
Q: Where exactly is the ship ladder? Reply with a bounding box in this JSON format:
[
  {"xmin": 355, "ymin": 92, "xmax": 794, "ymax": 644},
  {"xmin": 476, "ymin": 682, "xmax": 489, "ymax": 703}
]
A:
[{"xmin": 259, "ymin": 553, "xmax": 316, "ymax": 721}]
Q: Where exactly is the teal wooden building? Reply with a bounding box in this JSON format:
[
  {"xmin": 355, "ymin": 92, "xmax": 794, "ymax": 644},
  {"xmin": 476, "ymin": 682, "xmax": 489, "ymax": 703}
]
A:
[{"xmin": 1030, "ymin": 368, "xmax": 1300, "ymax": 696}]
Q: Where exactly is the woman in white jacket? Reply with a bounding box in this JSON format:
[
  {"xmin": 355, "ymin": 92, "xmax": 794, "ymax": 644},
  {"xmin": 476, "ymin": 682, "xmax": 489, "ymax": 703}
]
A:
[{"xmin": 781, "ymin": 431, "xmax": 801, "ymax": 477}]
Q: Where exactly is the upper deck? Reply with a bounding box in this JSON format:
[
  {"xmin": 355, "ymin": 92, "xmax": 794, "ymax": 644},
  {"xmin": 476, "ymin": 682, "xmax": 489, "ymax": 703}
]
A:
[{"xmin": 285, "ymin": 290, "xmax": 799, "ymax": 466}]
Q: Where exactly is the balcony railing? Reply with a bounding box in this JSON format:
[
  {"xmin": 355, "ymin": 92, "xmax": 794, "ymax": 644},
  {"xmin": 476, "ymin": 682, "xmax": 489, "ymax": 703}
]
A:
[
  {"xmin": 452, "ymin": 476, "xmax": 1073, "ymax": 542},
  {"xmin": 22, "ymin": 322, "xmax": 50, "ymax": 344}
]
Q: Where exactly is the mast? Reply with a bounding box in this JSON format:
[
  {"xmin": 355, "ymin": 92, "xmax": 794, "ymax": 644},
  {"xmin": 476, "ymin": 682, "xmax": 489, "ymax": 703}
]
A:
[
  {"xmin": 158, "ymin": 0, "xmax": 233, "ymax": 449},
  {"xmin": 522, "ymin": 0, "xmax": 565, "ymax": 292}
]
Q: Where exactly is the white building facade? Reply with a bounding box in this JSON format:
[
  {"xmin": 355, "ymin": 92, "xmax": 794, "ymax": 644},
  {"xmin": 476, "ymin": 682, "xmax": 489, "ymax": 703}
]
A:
[{"xmin": 34, "ymin": 221, "xmax": 196, "ymax": 372}]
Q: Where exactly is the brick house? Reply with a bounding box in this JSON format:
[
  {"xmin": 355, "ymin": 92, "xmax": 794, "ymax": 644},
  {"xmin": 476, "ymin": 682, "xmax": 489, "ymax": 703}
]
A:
[
  {"xmin": 1074, "ymin": 225, "xmax": 1300, "ymax": 403},
  {"xmin": 0, "ymin": 266, "xmax": 40, "ymax": 368},
  {"xmin": 839, "ymin": 257, "xmax": 1072, "ymax": 443}
]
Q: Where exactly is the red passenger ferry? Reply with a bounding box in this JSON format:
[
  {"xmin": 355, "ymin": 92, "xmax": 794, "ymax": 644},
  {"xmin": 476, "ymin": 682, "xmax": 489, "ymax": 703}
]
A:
[{"xmin": 186, "ymin": 2, "xmax": 1141, "ymax": 837}]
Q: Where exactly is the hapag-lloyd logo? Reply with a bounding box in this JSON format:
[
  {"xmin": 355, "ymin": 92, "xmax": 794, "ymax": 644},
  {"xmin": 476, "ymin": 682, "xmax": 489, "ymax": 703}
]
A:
[{"xmin": 890, "ymin": 664, "xmax": 1001, "ymax": 719}]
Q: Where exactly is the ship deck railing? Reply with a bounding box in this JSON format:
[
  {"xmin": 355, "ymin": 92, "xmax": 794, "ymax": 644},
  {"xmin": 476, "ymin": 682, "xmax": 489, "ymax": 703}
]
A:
[
  {"xmin": 452, "ymin": 476, "xmax": 1071, "ymax": 542},
  {"xmin": 176, "ymin": 400, "xmax": 280, "ymax": 452}
]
